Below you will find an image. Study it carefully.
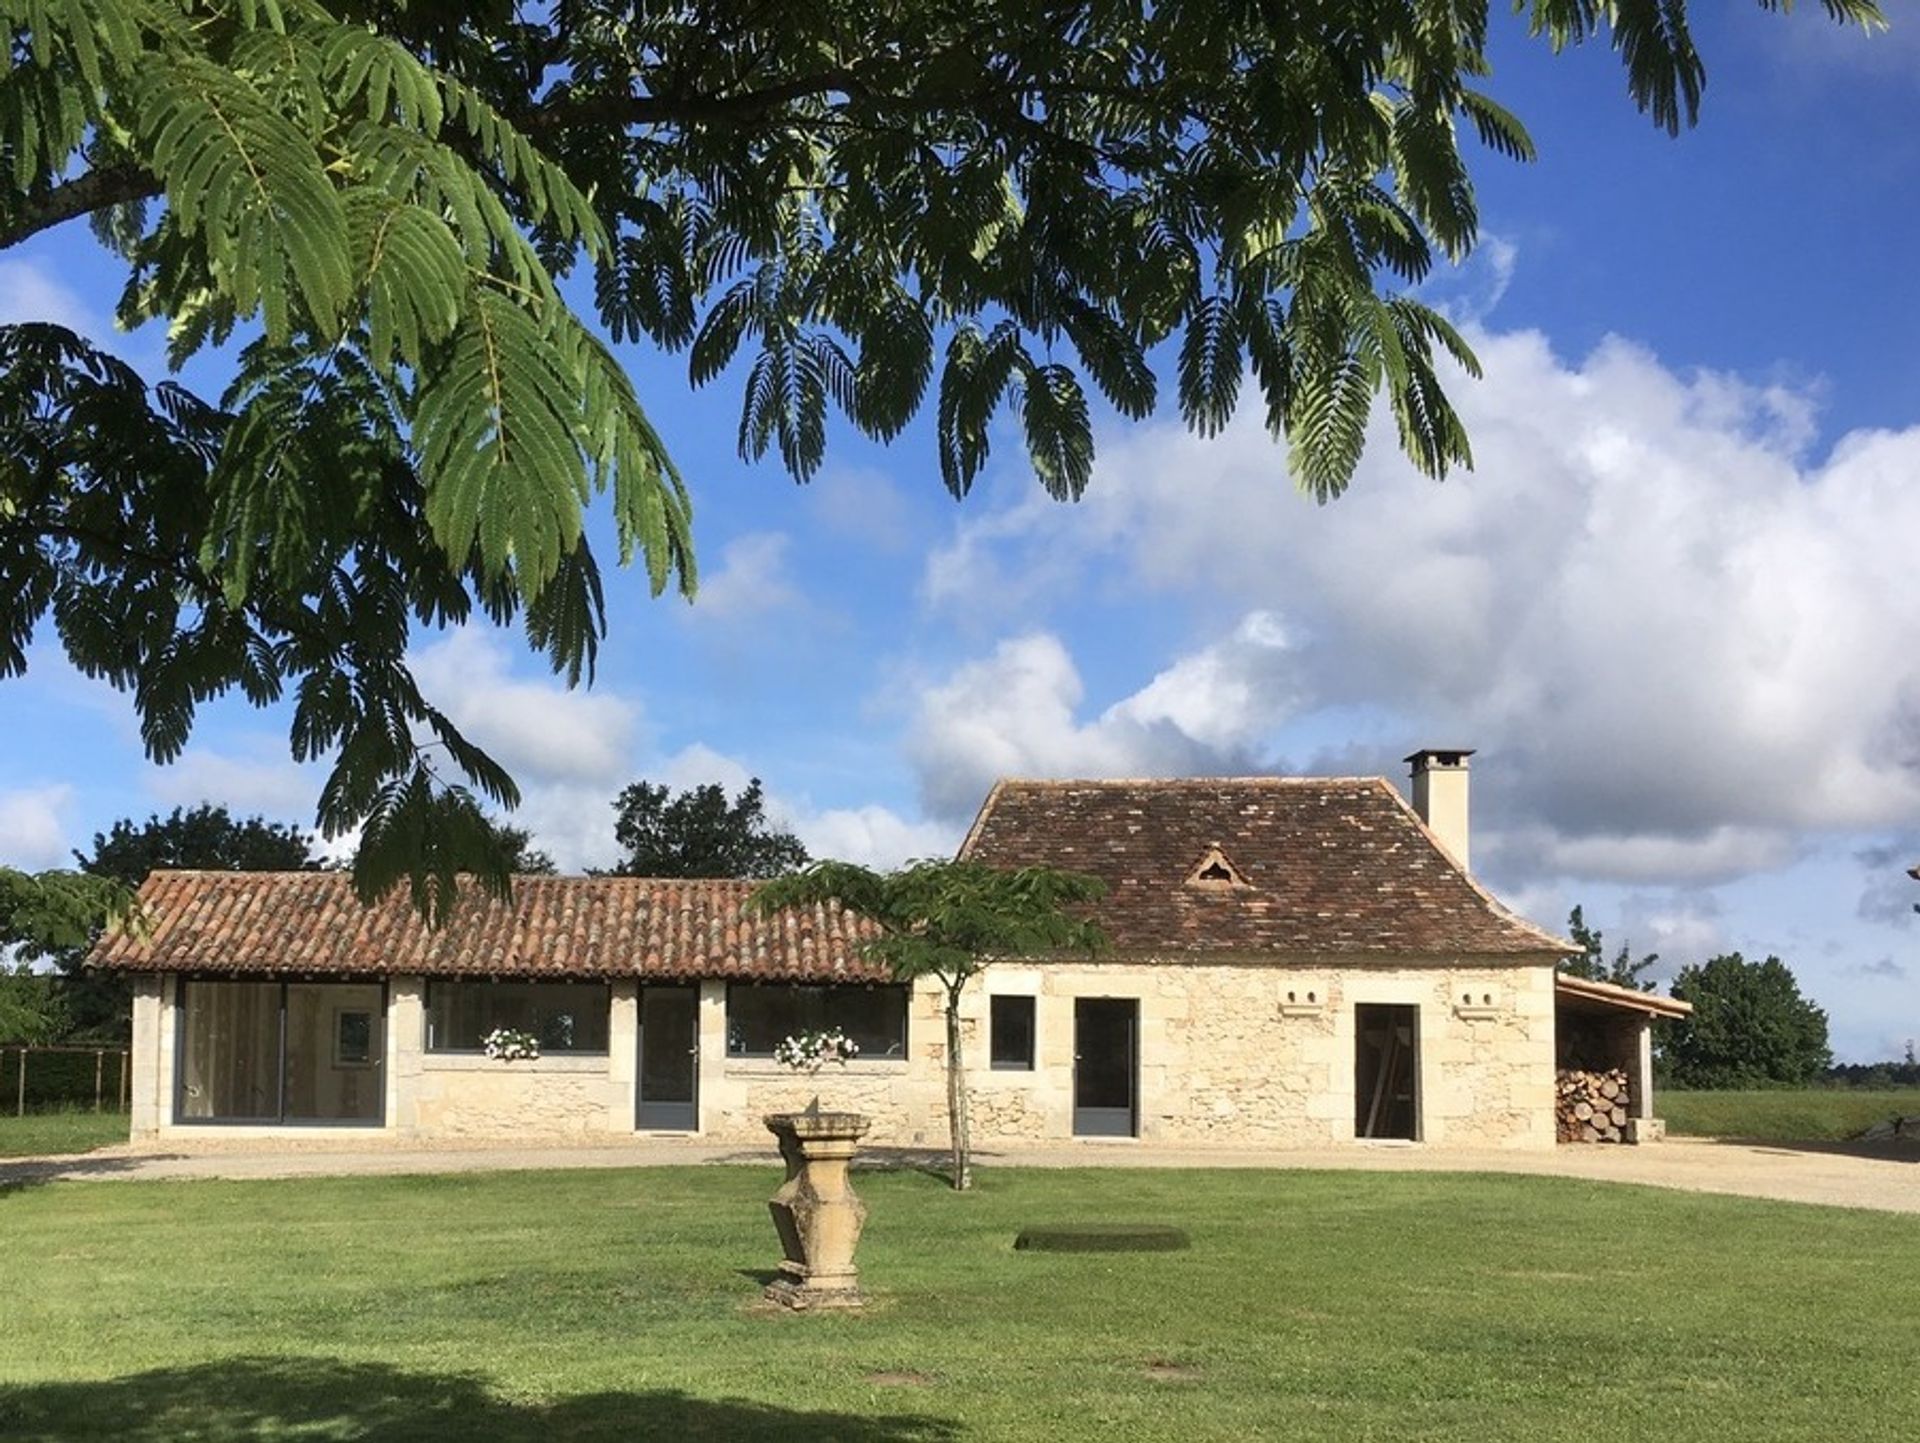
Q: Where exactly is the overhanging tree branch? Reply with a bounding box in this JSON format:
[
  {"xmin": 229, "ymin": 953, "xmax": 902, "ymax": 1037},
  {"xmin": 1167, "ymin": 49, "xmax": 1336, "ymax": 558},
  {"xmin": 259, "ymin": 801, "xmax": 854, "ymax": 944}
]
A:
[{"xmin": 0, "ymin": 164, "xmax": 162, "ymax": 251}]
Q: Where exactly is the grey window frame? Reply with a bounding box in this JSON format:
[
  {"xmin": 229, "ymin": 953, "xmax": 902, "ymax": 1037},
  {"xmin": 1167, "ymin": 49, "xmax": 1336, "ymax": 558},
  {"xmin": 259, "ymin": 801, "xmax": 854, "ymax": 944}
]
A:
[
  {"xmin": 724, "ymin": 983, "xmax": 911, "ymax": 1060},
  {"xmin": 172, "ymin": 975, "xmax": 388, "ymax": 1128},
  {"xmin": 422, "ymin": 979, "xmax": 613, "ymax": 1056},
  {"xmin": 989, "ymin": 994, "xmax": 1037, "ymax": 1071}
]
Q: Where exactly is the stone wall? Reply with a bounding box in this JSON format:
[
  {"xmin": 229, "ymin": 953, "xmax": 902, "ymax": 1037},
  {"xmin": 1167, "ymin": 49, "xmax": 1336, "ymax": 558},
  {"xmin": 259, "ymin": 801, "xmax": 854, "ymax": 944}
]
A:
[
  {"xmin": 694, "ymin": 958, "xmax": 1557, "ymax": 1150},
  {"xmin": 130, "ymin": 958, "xmax": 1557, "ymax": 1150}
]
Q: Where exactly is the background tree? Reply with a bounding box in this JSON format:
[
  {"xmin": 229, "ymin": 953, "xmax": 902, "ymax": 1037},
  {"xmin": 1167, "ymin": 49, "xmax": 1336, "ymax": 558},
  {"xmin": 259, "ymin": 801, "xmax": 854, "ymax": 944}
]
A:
[
  {"xmin": 751, "ymin": 860, "xmax": 1107, "ymax": 1190},
  {"xmin": 1664, "ymin": 952, "xmax": 1833, "ymax": 1089},
  {"xmin": 0, "ymin": 1, "xmax": 1883, "ymax": 903},
  {"xmin": 1561, "ymin": 904, "xmax": 1658, "ymax": 991},
  {"xmin": 604, "ymin": 779, "xmax": 807, "ymax": 880},
  {"xmin": 489, "ymin": 823, "xmax": 556, "ymax": 877},
  {"xmin": 76, "ymin": 804, "xmax": 322, "ymax": 887},
  {"xmin": 0, "ymin": 866, "xmax": 133, "ymax": 1041},
  {"xmin": 45, "ymin": 804, "xmax": 321, "ymax": 1039}
]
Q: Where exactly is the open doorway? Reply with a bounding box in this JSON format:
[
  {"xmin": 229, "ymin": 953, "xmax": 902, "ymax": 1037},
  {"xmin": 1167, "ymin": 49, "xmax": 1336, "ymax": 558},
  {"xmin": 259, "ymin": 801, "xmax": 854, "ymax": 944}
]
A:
[
  {"xmin": 1073, "ymin": 998, "xmax": 1138, "ymax": 1137},
  {"xmin": 1354, "ymin": 1003, "xmax": 1419, "ymax": 1141}
]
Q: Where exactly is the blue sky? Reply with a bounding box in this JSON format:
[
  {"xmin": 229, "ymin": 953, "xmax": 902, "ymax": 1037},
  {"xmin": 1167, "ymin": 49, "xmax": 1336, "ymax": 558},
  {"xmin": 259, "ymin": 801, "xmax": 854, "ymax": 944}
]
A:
[{"xmin": 3, "ymin": 9, "xmax": 1917, "ymax": 1060}]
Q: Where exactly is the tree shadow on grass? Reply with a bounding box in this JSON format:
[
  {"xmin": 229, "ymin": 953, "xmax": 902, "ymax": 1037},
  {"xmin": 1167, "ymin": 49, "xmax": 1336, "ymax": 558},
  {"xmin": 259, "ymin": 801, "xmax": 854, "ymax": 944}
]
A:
[
  {"xmin": 0, "ymin": 1153, "xmax": 181, "ymax": 1196},
  {"xmin": 0, "ymin": 1357, "xmax": 959, "ymax": 1443}
]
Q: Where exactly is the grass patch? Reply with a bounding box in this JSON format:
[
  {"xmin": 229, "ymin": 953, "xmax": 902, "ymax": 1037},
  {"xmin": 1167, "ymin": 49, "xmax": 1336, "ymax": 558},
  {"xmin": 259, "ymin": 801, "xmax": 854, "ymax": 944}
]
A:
[
  {"xmin": 0, "ymin": 1166, "xmax": 1916, "ymax": 1440},
  {"xmin": 1663, "ymin": 1089, "xmax": 1920, "ymax": 1142},
  {"xmin": 0, "ymin": 1109, "xmax": 129, "ymax": 1159}
]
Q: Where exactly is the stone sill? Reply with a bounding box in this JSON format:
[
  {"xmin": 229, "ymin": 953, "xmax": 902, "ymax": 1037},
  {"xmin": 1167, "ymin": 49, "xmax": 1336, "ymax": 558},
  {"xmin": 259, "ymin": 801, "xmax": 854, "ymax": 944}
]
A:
[
  {"xmin": 1277, "ymin": 1003, "xmax": 1328, "ymax": 1018},
  {"xmin": 1452, "ymin": 1005, "xmax": 1502, "ymax": 1021},
  {"xmin": 421, "ymin": 1053, "xmax": 611, "ymax": 1074}
]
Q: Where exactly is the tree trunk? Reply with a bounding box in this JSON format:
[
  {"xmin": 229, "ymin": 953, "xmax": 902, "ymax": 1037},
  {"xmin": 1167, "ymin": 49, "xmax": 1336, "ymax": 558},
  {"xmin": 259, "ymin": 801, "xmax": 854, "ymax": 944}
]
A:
[{"xmin": 944, "ymin": 981, "xmax": 972, "ymax": 1191}]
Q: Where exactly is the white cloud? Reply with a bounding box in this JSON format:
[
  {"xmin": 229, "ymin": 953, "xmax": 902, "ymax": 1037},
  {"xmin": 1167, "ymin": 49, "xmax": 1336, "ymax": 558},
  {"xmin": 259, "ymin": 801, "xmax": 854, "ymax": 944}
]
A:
[
  {"xmin": 409, "ymin": 628, "xmax": 642, "ymax": 786},
  {"xmin": 0, "ymin": 785, "xmax": 74, "ymax": 870},
  {"xmin": 689, "ymin": 531, "xmax": 802, "ymax": 621},
  {"xmin": 797, "ymin": 806, "xmax": 959, "ymax": 869},
  {"xmin": 904, "ymin": 620, "xmax": 1301, "ymax": 822},
  {"xmin": 922, "ymin": 324, "xmax": 1920, "ymax": 885},
  {"xmin": 146, "ymin": 748, "xmax": 317, "ymax": 818}
]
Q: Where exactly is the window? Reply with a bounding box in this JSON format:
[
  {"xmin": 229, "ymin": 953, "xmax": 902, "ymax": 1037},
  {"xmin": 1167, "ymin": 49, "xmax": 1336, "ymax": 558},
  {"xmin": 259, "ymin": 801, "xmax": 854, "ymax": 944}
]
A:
[
  {"xmin": 1185, "ymin": 843, "xmax": 1249, "ymax": 889},
  {"xmin": 726, "ymin": 984, "xmax": 909, "ymax": 1059},
  {"xmin": 333, "ymin": 1009, "xmax": 375, "ymax": 1067},
  {"xmin": 990, "ymin": 995, "xmax": 1036, "ymax": 1070},
  {"xmin": 176, "ymin": 979, "xmax": 385, "ymax": 1124},
  {"xmin": 425, "ymin": 981, "xmax": 611, "ymax": 1054}
]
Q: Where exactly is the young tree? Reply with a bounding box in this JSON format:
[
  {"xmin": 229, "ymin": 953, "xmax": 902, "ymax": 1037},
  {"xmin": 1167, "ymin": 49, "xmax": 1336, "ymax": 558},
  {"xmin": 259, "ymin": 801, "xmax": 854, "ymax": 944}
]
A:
[
  {"xmin": 604, "ymin": 779, "xmax": 808, "ymax": 880},
  {"xmin": 1561, "ymin": 905, "xmax": 1658, "ymax": 991},
  {"xmin": 751, "ymin": 859, "xmax": 1107, "ymax": 1190},
  {"xmin": 0, "ymin": 2, "xmax": 1884, "ymax": 902},
  {"xmin": 1664, "ymin": 952, "xmax": 1833, "ymax": 1089}
]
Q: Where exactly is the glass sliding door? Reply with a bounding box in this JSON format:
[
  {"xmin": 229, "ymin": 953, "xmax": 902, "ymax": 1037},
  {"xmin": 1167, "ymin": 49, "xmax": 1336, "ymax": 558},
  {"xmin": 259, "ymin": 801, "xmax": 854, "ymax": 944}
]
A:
[
  {"xmin": 177, "ymin": 981, "xmax": 281, "ymax": 1121},
  {"xmin": 285, "ymin": 983, "xmax": 386, "ymax": 1123},
  {"xmin": 175, "ymin": 979, "xmax": 386, "ymax": 1125}
]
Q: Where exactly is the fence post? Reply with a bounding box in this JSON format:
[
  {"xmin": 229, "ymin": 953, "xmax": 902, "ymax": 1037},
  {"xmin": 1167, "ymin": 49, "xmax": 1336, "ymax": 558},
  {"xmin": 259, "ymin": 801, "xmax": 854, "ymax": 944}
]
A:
[
  {"xmin": 94, "ymin": 1049, "xmax": 105, "ymax": 1112},
  {"xmin": 15, "ymin": 1047, "xmax": 24, "ymax": 1118},
  {"xmin": 120, "ymin": 1049, "xmax": 130, "ymax": 1112}
]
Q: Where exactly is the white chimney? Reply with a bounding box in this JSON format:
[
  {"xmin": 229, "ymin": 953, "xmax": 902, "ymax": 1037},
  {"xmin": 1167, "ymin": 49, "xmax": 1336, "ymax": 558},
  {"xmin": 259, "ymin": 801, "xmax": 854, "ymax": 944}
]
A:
[{"xmin": 1405, "ymin": 748, "xmax": 1474, "ymax": 871}]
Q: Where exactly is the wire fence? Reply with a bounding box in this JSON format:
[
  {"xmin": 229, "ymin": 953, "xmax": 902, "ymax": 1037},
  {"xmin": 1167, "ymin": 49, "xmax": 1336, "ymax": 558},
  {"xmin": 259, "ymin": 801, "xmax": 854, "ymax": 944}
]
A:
[{"xmin": 0, "ymin": 1045, "xmax": 132, "ymax": 1115}]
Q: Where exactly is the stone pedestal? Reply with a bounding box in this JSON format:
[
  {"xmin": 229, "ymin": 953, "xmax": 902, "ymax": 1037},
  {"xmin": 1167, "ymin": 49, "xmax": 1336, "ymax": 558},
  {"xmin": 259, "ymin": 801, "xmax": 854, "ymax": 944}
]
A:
[
  {"xmin": 763, "ymin": 1111, "xmax": 870, "ymax": 1310},
  {"xmin": 1623, "ymin": 1116, "xmax": 1667, "ymax": 1145}
]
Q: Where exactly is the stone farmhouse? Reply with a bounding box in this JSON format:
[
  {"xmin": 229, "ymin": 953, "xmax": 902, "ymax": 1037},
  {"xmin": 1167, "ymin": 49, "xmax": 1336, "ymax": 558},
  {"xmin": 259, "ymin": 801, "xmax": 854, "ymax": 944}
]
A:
[{"xmin": 97, "ymin": 751, "xmax": 1684, "ymax": 1149}]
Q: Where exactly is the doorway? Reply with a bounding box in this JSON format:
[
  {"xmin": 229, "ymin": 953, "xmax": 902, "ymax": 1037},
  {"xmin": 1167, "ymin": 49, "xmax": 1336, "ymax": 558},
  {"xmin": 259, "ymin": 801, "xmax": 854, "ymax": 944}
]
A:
[
  {"xmin": 1073, "ymin": 997, "xmax": 1138, "ymax": 1137},
  {"xmin": 1354, "ymin": 1003, "xmax": 1419, "ymax": 1140},
  {"xmin": 637, "ymin": 985, "xmax": 699, "ymax": 1131}
]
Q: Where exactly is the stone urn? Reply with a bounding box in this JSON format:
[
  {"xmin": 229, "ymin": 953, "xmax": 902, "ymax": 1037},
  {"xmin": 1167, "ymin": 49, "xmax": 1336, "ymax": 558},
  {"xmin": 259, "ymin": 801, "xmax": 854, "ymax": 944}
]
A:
[{"xmin": 763, "ymin": 1110, "xmax": 871, "ymax": 1309}]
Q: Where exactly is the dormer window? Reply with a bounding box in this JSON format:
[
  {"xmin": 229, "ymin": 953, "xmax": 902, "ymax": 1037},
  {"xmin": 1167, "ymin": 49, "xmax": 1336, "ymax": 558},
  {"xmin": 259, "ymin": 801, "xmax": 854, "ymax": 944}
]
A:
[{"xmin": 1185, "ymin": 844, "xmax": 1249, "ymax": 890}]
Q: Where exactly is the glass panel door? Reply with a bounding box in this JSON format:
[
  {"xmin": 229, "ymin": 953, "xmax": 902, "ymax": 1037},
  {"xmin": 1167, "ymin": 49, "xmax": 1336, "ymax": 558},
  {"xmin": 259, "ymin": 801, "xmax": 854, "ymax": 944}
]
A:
[
  {"xmin": 284, "ymin": 983, "xmax": 385, "ymax": 1123},
  {"xmin": 637, "ymin": 986, "xmax": 699, "ymax": 1131},
  {"xmin": 177, "ymin": 981, "xmax": 280, "ymax": 1121},
  {"xmin": 1073, "ymin": 998, "xmax": 1138, "ymax": 1137}
]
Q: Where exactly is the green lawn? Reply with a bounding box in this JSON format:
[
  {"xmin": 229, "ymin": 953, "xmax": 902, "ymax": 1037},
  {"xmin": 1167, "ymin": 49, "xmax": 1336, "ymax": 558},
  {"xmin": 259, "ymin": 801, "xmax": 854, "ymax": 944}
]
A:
[
  {"xmin": 0, "ymin": 1110, "xmax": 129, "ymax": 1159},
  {"xmin": 1, "ymin": 1167, "xmax": 1916, "ymax": 1441},
  {"xmin": 1662, "ymin": 1089, "xmax": 1920, "ymax": 1141}
]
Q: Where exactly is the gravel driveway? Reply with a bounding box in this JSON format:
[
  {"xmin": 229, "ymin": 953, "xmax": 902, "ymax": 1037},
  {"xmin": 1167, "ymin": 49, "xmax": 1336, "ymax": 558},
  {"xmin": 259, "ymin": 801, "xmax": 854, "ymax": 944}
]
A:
[{"xmin": 4, "ymin": 1135, "xmax": 1914, "ymax": 1213}]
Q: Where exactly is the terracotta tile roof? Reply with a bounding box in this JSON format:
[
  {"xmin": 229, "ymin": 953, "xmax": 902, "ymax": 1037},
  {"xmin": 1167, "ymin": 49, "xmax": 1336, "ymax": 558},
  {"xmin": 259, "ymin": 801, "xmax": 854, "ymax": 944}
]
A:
[
  {"xmin": 958, "ymin": 777, "xmax": 1569, "ymax": 959},
  {"xmin": 91, "ymin": 872, "xmax": 890, "ymax": 982}
]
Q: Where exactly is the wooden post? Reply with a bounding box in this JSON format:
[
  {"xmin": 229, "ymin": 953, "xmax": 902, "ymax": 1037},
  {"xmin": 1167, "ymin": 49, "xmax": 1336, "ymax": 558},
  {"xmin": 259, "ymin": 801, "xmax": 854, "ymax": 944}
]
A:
[
  {"xmin": 94, "ymin": 1049, "xmax": 104, "ymax": 1112},
  {"xmin": 15, "ymin": 1047, "xmax": 24, "ymax": 1118},
  {"xmin": 120, "ymin": 1049, "xmax": 130, "ymax": 1112}
]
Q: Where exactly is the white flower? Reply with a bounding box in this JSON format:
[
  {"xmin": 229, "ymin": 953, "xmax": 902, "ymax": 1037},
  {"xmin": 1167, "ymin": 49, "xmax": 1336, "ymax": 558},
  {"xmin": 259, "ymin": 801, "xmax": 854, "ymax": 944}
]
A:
[
  {"xmin": 771, "ymin": 1028, "xmax": 858, "ymax": 1074},
  {"xmin": 481, "ymin": 1026, "xmax": 541, "ymax": 1061}
]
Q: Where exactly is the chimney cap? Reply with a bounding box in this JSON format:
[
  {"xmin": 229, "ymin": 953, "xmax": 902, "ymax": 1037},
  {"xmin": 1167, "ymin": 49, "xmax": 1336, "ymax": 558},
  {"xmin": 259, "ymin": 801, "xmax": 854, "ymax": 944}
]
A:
[{"xmin": 1404, "ymin": 748, "xmax": 1475, "ymax": 769}]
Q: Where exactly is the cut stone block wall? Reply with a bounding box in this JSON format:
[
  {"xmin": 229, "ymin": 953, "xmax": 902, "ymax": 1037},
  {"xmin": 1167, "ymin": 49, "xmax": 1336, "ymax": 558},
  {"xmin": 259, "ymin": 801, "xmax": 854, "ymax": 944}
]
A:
[{"xmin": 130, "ymin": 958, "xmax": 1557, "ymax": 1150}]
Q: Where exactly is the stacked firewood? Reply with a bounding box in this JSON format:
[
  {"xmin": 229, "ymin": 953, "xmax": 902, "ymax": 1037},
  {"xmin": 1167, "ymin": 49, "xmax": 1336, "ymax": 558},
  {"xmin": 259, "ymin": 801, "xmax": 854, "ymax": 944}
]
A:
[{"xmin": 1556, "ymin": 1068, "xmax": 1631, "ymax": 1143}]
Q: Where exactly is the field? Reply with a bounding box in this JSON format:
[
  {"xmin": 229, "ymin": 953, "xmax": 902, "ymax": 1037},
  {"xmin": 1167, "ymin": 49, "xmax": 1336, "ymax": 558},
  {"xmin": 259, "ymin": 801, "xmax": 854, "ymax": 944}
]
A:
[
  {"xmin": 1, "ymin": 1165, "xmax": 1916, "ymax": 1442},
  {"xmin": 1662, "ymin": 1089, "xmax": 1919, "ymax": 1142}
]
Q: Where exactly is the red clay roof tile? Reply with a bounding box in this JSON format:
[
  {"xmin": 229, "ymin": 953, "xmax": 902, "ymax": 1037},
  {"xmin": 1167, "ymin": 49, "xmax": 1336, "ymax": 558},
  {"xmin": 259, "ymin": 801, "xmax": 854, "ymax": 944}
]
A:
[{"xmin": 92, "ymin": 872, "xmax": 889, "ymax": 981}]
